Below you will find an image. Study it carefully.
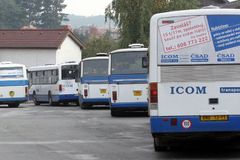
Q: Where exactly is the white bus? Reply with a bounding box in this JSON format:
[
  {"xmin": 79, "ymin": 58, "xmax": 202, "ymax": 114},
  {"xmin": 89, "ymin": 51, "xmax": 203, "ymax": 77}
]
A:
[
  {"xmin": 78, "ymin": 54, "xmax": 109, "ymax": 109},
  {"xmin": 28, "ymin": 62, "xmax": 79, "ymax": 105},
  {"xmin": 109, "ymin": 44, "xmax": 148, "ymax": 116},
  {"xmin": 149, "ymin": 9, "xmax": 240, "ymax": 151},
  {"xmin": 0, "ymin": 62, "xmax": 28, "ymax": 107}
]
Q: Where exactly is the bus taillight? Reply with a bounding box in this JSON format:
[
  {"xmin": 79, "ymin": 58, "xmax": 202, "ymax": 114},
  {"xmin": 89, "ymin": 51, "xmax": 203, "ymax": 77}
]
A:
[
  {"xmin": 84, "ymin": 89, "xmax": 88, "ymax": 97},
  {"xmin": 59, "ymin": 84, "xmax": 63, "ymax": 92},
  {"xmin": 112, "ymin": 91, "xmax": 117, "ymax": 101},
  {"xmin": 150, "ymin": 82, "xmax": 158, "ymax": 103},
  {"xmin": 25, "ymin": 87, "xmax": 28, "ymax": 97}
]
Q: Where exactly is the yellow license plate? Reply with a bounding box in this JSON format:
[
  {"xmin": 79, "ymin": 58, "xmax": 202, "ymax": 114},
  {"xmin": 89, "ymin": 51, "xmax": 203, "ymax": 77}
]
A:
[
  {"xmin": 133, "ymin": 90, "xmax": 142, "ymax": 96},
  {"xmin": 200, "ymin": 115, "xmax": 228, "ymax": 121},
  {"xmin": 100, "ymin": 89, "xmax": 107, "ymax": 94}
]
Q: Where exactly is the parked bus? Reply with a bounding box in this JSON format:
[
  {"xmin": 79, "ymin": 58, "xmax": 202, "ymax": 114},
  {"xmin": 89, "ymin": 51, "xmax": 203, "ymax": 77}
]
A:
[
  {"xmin": 149, "ymin": 9, "xmax": 240, "ymax": 151},
  {"xmin": 28, "ymin": 62, "xmax": 79, "ymax": 105},
  {"xmin": 0, "ymin": 62, "xmax": 28, "ymax": 107},
  {"xmin": 109, "ymin": 44, "xmax": 148, "ymax": 116},
  {"xmin": 78, "ymin": 54, "xmax": 109, "ymax": 109}
]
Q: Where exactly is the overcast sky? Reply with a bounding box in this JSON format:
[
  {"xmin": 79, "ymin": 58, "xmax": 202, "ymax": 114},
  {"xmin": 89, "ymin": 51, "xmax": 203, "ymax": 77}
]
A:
[{"xmin": 64, "ymin": 0, "xmax": 113, "ymax": 16}]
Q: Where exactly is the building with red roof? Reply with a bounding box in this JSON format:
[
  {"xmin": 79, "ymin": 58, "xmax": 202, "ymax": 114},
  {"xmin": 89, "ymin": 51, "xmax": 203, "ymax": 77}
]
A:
[{"xmin": 0, "ymin": 27, "xmax": 84, "ymax": 67}]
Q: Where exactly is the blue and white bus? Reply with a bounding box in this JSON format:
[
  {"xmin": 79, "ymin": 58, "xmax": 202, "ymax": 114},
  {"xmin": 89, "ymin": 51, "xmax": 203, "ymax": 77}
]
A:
[
  {"xmin": 0, "ymin": 62, "xmax": 28, "ymax": 107},
  {"xmin": 149, "ymin": 9, "xmax": 240, "ymax": 151},
  {"xmin": 78, "ymin": 54, "xmax": 109, "ymax": 109},
  {"xmin": 28, "ymin": 62, "xmax": 79, "ymax": 106},
  {"xmin": 109, "ymin": 44, "xmax": 148, "ymax": 116}
]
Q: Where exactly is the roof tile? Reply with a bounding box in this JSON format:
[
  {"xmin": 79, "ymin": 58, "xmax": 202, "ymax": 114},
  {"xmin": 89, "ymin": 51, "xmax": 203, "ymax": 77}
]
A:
[{"xmin": 0, "ymin": 29, "xmax": 84, "ymax": 49}]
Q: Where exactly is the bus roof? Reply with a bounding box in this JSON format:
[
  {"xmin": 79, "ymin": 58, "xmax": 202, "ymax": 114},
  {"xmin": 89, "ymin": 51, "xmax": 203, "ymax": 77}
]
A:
[
  {"xmin": 82, "ymin": 56, "xmax": 109, "ymax": 62},
  {"xmin": 28, "ymin": 62, "xmax": 79, "ymax": 71},
  {"xmin": 151, "ymin": 8, "xmax": 240, "ymax": 21},
  {"xmin": 0, "ymin": 63, "xmax": 26, "ymax": 68},
  {"xmin": 110, "ymin": 47, "xmax": 148, "ymax": 54}
]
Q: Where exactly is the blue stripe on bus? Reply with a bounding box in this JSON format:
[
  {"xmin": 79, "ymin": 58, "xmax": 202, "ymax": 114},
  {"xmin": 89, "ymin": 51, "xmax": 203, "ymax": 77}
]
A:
[
  {"xmin": 81, "ymin": 98, "xmax": 110, "ymax": 103},
  {"xmin": 29, "ymin": 94, "xmax": 78, "ymax": 102},
  {"xmin": 150, "ymin": 116, "xmax": 240, "ymax": 133},
  {"xmin": 0, "ymin": 80, "xmax": 28, "ymax": 87},
  {"xmin": 81, "ymin": 76, "xmax": 108, "ymax": 84},
  {"xmin": 111, "ymin": 102, "xmax": 148, "ymax": 108},
  {"xmin": 109, "ymin": 74, "xmax": 148, "ymax": 84},
  {"xmin": 0, "ymin": 97, "xmax": 28, "ymax": 102}
]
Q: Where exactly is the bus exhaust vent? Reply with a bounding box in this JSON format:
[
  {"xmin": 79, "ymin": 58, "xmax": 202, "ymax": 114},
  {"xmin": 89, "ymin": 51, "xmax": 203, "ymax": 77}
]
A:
[{"xmin": 160, "ymin": 65, "xmax": 240, "ymax": 82}]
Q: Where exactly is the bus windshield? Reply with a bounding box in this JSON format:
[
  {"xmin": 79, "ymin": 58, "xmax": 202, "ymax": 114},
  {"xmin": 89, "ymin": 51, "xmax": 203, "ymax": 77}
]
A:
[
  {"xmin": 0, "ymin": 67, "xmax": 23, "ymax": 78},
  {"xmin": 111, "ymin": 51, "xmax": 148, "ymax": 75},
  {"xmin": 83, "ymin": 59, "xmax": 108, "ymax": 77},
  {"xmin": 61, "ymin": 65, "xmax": 78, "ymax": 80}
]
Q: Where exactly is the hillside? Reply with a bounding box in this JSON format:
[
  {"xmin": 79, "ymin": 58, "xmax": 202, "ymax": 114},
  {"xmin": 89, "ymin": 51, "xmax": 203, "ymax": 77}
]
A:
[{"xmin": 63, "ymin": 14, "xmax": 114, "ymax": 29}]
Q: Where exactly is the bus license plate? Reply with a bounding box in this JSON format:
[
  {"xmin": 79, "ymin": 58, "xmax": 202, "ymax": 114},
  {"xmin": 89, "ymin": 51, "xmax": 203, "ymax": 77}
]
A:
[
  {"xmin": 134, "ymin": 90, "xmax": 142, "ymax": 96},
  {"xmin": 100, "ymin": 89, "xmax": 107, "ymax": 94},
  {"xmin": 200, "ymin": 115, "xmax": 228, "ymax": 121}
]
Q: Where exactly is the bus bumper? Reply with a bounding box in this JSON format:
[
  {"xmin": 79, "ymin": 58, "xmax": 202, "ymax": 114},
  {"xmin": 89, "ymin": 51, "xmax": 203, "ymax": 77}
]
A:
[
  {"xmin": 57, "ymin": 94, "xmax": 79, "ymax": 102},
  {"xmin": 0, "ymin": 97, "xmax": 28, "ymax": 104},
  {"xmin": 111, "ymin": 102, "xmax": 148, "ymax": 111},
  {"xmin": 151, "ymin": 115, "xmax": 240, "ymax": 134},
  {"xmin": 81, "ymin": 98, "xmax": 110, "ymax": 106}
]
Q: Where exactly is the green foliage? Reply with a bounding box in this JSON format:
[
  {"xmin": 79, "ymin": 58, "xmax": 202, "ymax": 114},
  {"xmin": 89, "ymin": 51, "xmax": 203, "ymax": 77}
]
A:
[
  {"xmin": 0, "ymin": 0, "xmax": 25, "ymax": 29},
  {"xmin": 82, "ymin": 35, "xmax": 119, "ymax": 58},
  {"xmin": 105, "ymin": 0, "xmax": 199, "ymax": 47},
  {"xmin": 0, "ymin": 0, "xmax": 67, "ymax": 29},
  {"xmin": 39, "ymin": 0, "xmax": 68, "ymax": 29},
  {"xmin": 17, "ymin": 0, "xmax": 42, "ymax": 26}
]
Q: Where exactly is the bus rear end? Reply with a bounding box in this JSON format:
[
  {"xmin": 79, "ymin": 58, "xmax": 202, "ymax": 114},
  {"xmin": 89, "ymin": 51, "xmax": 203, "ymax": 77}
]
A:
[
  {"xmin": 58, "ymin": 63, "xmax": 79, "ymax": 104},
  {"xmin": 109, "ymin": 46, "xmax": 148, "ymax": 116},
  {"xmin": 79, "ymin": 57, "xmax": 109, "ymax": 109},
  {"xmin": 149, "ymin": 9, "xmax": 240, "ymax": 151},
  {"xmin": 0, "ymin": 63, "xmax": 28, "ymax": 107}
]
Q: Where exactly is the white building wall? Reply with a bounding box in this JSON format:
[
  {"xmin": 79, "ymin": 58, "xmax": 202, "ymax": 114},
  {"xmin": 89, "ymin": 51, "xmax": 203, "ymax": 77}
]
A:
[
  {"xmin": 56, "ymin": 36, "xmax": 82, "ymax": 64},
  {"xmin": 0, "ymin": 49, "xmax": 56, "ymax": 68}
]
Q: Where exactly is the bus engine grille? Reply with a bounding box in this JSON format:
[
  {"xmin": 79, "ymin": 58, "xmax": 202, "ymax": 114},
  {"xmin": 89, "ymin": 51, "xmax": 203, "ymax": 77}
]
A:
[{"xmin": 160, "ymin": 65, "xmax": 240, "ymax": 82}]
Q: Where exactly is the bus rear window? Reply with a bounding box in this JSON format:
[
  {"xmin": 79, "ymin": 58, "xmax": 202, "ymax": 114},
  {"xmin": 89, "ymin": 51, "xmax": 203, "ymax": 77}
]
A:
[
  {"xmin": 61, "ymin": 65, "xmax": 78, "ymax": 80},
  {"xmin": 83, "ymin": 59, "xmax": 108, "ymax": 77},
  {"xmin": 0, "ymin": 67, "xmax": 23, "ymax": 78},
  {"xmin": 111, "ymin": 51, "xmax": 148, "ymax": 75}
]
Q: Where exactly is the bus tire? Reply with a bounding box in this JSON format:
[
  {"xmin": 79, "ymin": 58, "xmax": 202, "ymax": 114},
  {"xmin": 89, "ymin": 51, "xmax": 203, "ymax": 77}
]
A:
[
  {"xmin": 8, "ymin": 103, "xmax": 19, "ymax": 108},
  {"xmin": 154, "ymin": 137, "xmax": 169, "ymax": 152},
  {"xmin": 48, "ymin": 93, "xmax": 57, "ymax": 106},
  {"xmin": 33, "ymin": 92, "xmax": 40, "ymax": 105},
  {"xmin": 80, "ymin": 103, "xmax": 88, "ymax": 109},
  {"xmin": 110, "ymin": 108, "xmax": 118, "ymax": 117}
]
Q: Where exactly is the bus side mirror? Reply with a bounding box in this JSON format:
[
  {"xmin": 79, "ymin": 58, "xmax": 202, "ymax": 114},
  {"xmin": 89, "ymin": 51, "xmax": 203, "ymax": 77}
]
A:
[{"xmin": 142, "ymin": 57, "xmax": 148, "ymax": 68}]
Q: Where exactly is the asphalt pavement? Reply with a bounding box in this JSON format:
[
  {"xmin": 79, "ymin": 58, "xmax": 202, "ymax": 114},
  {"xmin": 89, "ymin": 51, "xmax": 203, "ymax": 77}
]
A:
[{"xmin": 0, "ymin": 103, "xmax": 238, "ymax": 160}]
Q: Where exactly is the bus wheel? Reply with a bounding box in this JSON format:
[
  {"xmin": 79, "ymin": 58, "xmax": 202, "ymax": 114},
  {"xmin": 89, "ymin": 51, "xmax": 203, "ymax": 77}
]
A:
[
  {"xmin": 80, "ymin": 103, "xmax": 88, "ymax": 109},
  {"xmin": 48, "ymin": 93, "xmax": 57, "ymax": 106},
  {"xmin": 110, "ymin": 108, "xmax": 119, "ymax": 117},
  {"xmin": 154, "ymin": 137, "xmax": 169, "ymax": 152},
  {"xmin": 8, "ymin": 103, "xmax": 19, "ymax": 108},
  {"xmin": 33, "ymin": 93, "xmax": 40, "ymax": 105}
]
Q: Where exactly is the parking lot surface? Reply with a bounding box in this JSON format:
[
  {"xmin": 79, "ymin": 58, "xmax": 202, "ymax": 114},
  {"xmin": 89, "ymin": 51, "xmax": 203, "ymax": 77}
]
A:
[{"xmin": 0, "ymin": 104, "xmax": 239, "ymax": 160}]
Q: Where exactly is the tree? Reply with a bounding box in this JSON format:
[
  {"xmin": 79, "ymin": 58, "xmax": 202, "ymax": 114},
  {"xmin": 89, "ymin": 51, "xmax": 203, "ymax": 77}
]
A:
[
  {"xmin": 38, "ymin": 0, "xmax": 67, "ymax": 29},
  {"xmin": 105, "ymin": 0, "xmax": 199, "ymax": 47},
  {"xmin": 0, "ymin": 0, "xmax": 25, "ymax": 29},
  {"xmin": 17, "ymin": 0, "xmax": 67, "ymax": 29},
  {"xmin": 83, "ymin": 35, "xmax": 119, "ymax": 58},
  {"xmin": 17, "ymin": 0, "xmax": 42, "ymax": 27}
]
